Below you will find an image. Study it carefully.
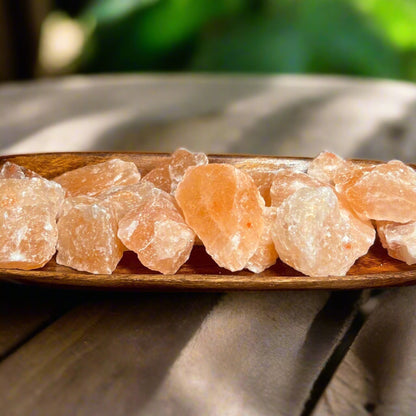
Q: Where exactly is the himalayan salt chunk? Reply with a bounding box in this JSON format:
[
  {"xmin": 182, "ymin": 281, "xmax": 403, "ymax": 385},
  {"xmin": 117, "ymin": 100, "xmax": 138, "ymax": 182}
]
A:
[
  {"xmin": 246, "ymin": 206, "xmax": 279, "ymax": 273},
  {"xmin": 98, "ymin": 181, "xmax": 157, "ymax": 221},
  {"xmin": 0, "ymin": 162, "xmax": 42, "ymax": 179},
  {"xmin": 175, "ymin": 164, "xmax": 264, "ymax": 271},
  {"xmin": 143, "ymin": 148, "xmax": 208, "ymax": 194},
  {"xmin": 54, "ymin": 159, "xmax": 141, "ymax": 197},
  {"xmin": 236, "ymin": 159, "xmax": 309, "ymax": 206},
  {"xmin": 377, "ymin": 221, "xmax": 416, "ymax": 265},
  {"xmin": 0, "ymin": 178, "xmax": 64, "ymax": 215},
  {"xmin": 339, "ymin": 160, "xmax": 416, "ymax": 222},
  {"xmin": 0, "ymin": 179, "xmax": 64, "ymax": 269},
  {"xmin": 307, "ymin": 151, "xmax": 348, "ymax": 184},
  {"xmin": 60, "ymin": 195, "xmax": 98, "ymax": 217},
  {"xmin": 272, "ymin": 187, "xmax": 374, "ymax": 277},
  {"xmin": 57, "ymin": 202, "xmax": 124, "ymax": 274},
  {"xmin": 118, "ymin": 191, "xmax": 195, "ymax": 274},
  {"xmin": 333, "ymin": 162, "xmax": 373, "ymax": 195},
  {"xmin": 0, "ymin": 206, "xmax": 57, "ymax": 270},
  {"xmin": 270, "ymin": 169, "xmax": 322, "ymax": 207}
]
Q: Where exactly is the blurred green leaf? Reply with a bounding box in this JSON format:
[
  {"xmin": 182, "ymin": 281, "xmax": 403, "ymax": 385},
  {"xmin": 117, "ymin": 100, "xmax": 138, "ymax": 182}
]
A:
[
  {"xmin": 298, "ymin": 0, "xmax": 402, "ymax": 78},
  {"xmin": 84, "ymin": 0, "xmax": 158, "ymax": 22},
  {"xmin": 191, "ymin": 16, "xmax": 310, "ymax": 73},
  {"xmin": 352, "ymin": 0, "xmax": 416, "ymax": 49},
  {"xmin": 75, "ymin": 0, "xmax": 414, "ymax": 80}
]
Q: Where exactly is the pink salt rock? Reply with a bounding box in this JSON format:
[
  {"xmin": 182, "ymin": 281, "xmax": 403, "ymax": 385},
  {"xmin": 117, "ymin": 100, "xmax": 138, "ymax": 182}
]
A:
[
  {"xmin": 377, "ymin": 221, "xmax": 416, "ymax": 265},
  {"xmin": 236, "ymin": 159, "xmax": 309, "ymax": 206},
  {"xmin": 143, "ymin": 148, "xmax": 208, "ymax": 194},
  {"xmin": 270, "ymin": 169, "xmax": 322, "ymax": 207},
  {"xmin": 175, "ymin": 164, "xmax": 264, "ymax": 271},
  {"xmin": 98, "ymin": 181, "xmax": 157, "ymax": 221},
  {"xmin": 333, "ymin": 162, "xmax": 373, "ymax": 194},
  {"xmin": 246, "ymin": 206, "xmax": 279, "ymax": 273},
  {"xmin": 338, "ymin": 160, "xmax": 416, "ymax": 222},
  {"xmin": 57, "ymin": 201, "xmax": 124, "ymax": 274},
  {"xmin": 54, "ymin": 159, "xmax": 141, "ymax": 197},
  {"xmin": 0, "ymin": 161, "xmax": 42, "ymax": 179},
  {"xmin": 272, "ymin": 187, "xmax": 375, "ymax": 277},
  {"xmin": 60, "ymin": 196, "xmax": 98, "ymax": 217},
  {"xmin": 307, "ymin": 151, "xmax": 348, "ymax": 184},
  {"xmin": 0, "ymin": 178, "xmax": 65, "ymax": 270},
  {"xmin": 117, "ymin": 191, "xmax": 195, "ymax": 274}
]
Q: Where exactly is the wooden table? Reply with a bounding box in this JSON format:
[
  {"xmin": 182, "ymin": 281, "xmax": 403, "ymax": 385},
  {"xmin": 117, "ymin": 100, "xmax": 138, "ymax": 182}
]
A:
[{"xmin": 1, "ymin": 75, "xmax": 416, "ymax": 416}]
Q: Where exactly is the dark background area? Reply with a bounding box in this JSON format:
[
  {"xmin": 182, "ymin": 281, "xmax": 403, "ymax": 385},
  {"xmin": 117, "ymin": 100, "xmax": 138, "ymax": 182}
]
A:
[{"xmin": 1, "ymin": 0, "xmax": 416, "ymax": 82}]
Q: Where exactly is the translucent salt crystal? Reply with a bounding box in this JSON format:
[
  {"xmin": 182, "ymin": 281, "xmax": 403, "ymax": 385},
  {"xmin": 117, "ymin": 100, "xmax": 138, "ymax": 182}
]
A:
[
  {"xmin": 0, "ymin": 161, "xmax": 42, "ymax": 179},
  {"xmin": 339, "ymin": 160, "xmax": 416, "ymax": 222},
  {"xmin": 308, "ymin": 151, "xmax": 348, "ymax": 184},
  {"xmin": 377, "ymin": 221, "xmax": 416, "ymax": 265},
  {"xmin": 98, "ymin": 181, "xmax": 157, "ymax": 221},
  {"xmin": 60, "ymin": 196, "xmax": 97, "ymax": 217},
  {"xmin": 270, "ymin": 169, "xmax": 322, "ymax": 207},
  {"xmin": 54, "ymin": 159, "xmax": 141, "ymax": 197},
  {"xmin": 236, "ymin": 159, "xmax": 308, "ymax": 206},
  {"xmin": 246, "ymin": 206, "xmax": 279, "ymax": 273},
  {"xmin": 272, "ymin": 187, "xmax": 374, "ymax": 277},
  {"xmin": 0, "ymin": 178, "xmax": 65, "ymax": 269},
  {"xmin": 143, "ymin": 148, "xmax": 208, "ymax": 194},
  {"xmin": 57, "ymin": 201, "xmax": 124, "ymax": 274},
  {"xmin": 117, "ymin": 190, "xmax": 195, "ymax": 274},
  {"xmin": 175, "ymin": 164, "xmax": 264, "ymax": 271}
]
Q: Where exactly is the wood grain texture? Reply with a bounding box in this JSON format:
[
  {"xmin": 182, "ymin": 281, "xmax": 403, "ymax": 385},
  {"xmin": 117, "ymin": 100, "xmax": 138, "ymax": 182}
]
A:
[
  {"xmin": 1, "ymin": 152, "xmax": 415, "ymax": 291},
  {"xmin": 0, "ymin": 293, "xmax": 219, "ymax": 416},
  {"xmin": 0, "ymin": 282, "xmax": 84, "ymax": 359}
]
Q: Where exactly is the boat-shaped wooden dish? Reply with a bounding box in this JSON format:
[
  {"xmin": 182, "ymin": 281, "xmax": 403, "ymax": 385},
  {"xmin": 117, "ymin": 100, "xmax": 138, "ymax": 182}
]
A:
[{"xmin": 0, "ymin": 152, "xmax": 415, "ymax": 291}]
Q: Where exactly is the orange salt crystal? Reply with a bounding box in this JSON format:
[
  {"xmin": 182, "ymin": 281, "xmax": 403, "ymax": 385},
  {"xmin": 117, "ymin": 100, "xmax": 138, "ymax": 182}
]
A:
[
  {"xmin": 246, "ymin": 206, "xmax": 279, "ymax": 273},
  {"xmin": 0, "ymin": 161, "xmax": 42, "ymax": 179},
  {"xmin": 143, "ymin": 148, "xmax": 208, "ymax": 194},
  {"xmin": 270, "ymin": 169, "xmax": 322, "ymax": 207},
  {"xmin": 236, "ymin": 159, "xmax": 309, "ymax": 206},
  {"xmin": 175, "ymin": 164, "xmax": 264, "ymax": 271},
  {"xmin": 307, "ymin": 151, "xmax": 348, "ymax": 184},
  {"xmin": 57, "ymin": 201, "xmax": 124, "ymax": 274},
  {"xmin": 339, "ymin": 160, "xmax": 416, "ymax": 223},
  {"xmin": 377, "ymin": 221, "xmax": 416, "ymax": 265},
  {"xmin": 333, "ymin": 162, "xmax": 373, "ymax": 195},
  {"xmin": 0, "ymin": 178, "xmax": 65, "ymax": 270},
  {"xmin": 54, "ymin": 159, "xmax": 141, "ymax": 197},
  {"xmin": 60, "ymin": 195, "xmax": 97, "ymax": 217},
  {"xmin": 272, "ymin": 187, "xmax": 374, "ymax": 277},
  {"xmin": 98, "ymin": 181, "xmax": 157, "ymax": 221},
  {"xmin": 117, "ymin": 191, "xmax": 195, "ymax": 274}
]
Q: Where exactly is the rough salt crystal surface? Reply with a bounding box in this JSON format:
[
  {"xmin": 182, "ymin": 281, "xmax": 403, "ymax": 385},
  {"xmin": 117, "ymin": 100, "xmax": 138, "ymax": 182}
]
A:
[
  {"xmin": 54, "ymin": 159, "xmax": 141, "ymax": 197},
  {"xmin": 377, "ymin": 221, "xmax": 416, "ymax": 265},
  {"xmin": 0, "ymin": 178, "xmax": 65, "ymax": 269},
  {"xmin": 117, "ymin": 190, "xmax": 195, "ymax": 274},
  {"xmin": 0, "ymin": 162, "xmax": 42, "ymax": 179},
  {"xmin": 307, "ymin": 151, "xmax": 348, "ymax": 184},
  {"xmin": 270, "ymin": 169, "xmax": 322, "ymax": 207},
  {"xmin": 246, "ymin": 206, "xmax": 279, "ymax": 273},
  {"xmin": 98, "ymin": 181, "xmax": 157, "ymax": 221},
  {"xmin": 236, "ymin": 159, "xmax": 308, "ymax": 206},
  {"xmin": 175, "ymin": 163, "xmax": 264, "ymax": 271},
  {"xmin": 272, "ymin": 187, "xmax": 374, "ymax": 277},
  {"xmin": 339, "ymin": 160, "xmax": 416, "ymax": 222},
  {"xmin": 57, "ymin": 201, "xmax": 124, "ymax": 274},
  {"xmin": 143, "ymin": 148, "xmax": 208, "ymax": 194}
]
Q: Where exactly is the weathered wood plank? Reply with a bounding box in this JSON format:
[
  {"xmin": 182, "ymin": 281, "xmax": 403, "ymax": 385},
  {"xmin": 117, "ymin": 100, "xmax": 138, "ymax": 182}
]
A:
[
  {"xmin": 0, "ymin": 282, "xmax": 83, "ymax": 360},
  {"xmin": 0, "ymin": 293, "xmax": 219, "ymax": 416}
]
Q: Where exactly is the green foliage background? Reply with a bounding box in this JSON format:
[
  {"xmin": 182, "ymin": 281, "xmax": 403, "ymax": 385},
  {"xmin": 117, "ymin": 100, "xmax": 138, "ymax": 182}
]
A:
[{"xmin": 65, "ymin": 0, "xmax": 416, "ymax": 81}]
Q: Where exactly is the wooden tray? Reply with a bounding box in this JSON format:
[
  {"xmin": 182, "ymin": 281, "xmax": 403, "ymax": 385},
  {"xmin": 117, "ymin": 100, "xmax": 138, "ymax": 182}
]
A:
[{"xmin": 1, "ymin": 152, "xmax": 415, "ymax": 291}]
